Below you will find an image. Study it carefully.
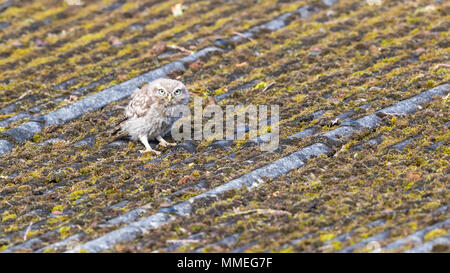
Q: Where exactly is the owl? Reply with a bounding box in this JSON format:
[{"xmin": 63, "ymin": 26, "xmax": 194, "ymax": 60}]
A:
[{"xmin": 120, "ymin": 78, "xmax": 190, "ymax": 155}]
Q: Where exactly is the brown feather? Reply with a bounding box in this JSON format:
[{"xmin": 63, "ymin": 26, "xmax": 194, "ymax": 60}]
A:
[{"xmin": 126, "ymin": 85, "xmax": 156, "ymax": 119}]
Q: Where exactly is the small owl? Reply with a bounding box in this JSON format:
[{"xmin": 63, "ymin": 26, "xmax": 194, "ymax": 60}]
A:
[{"xmin": 120, "ymin": 78, "xmax": 189, "ymax": 154}]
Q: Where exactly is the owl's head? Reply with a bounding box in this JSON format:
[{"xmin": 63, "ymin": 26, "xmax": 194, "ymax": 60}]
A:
[{"xmin": 145, "ymin": 78, "xmax": 189, "ymax": 106}]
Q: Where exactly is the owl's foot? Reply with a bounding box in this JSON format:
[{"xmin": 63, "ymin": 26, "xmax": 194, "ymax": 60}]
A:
[
  {"xmin": 139, "ymin": 135, "xmax": 161, "ymax": 155},
  {"xmin": 139, "ymin": 148, "xmax": 161, "ymax": 155},
  {"xmin": 157, "ymin": 136, "xmax": 177, "ymax": 147},
  {"xmin": 159, "ymin": 141, "xmax": 177, "ymax": 147}
]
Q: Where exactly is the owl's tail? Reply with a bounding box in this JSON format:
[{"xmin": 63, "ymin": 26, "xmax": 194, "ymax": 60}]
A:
[{"xmin": 108, "ymin": 116, "xmax": 129, "ymax": 141}]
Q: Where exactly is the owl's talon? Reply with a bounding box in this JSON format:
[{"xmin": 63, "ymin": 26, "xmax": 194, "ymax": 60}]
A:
[
  {"xmin": 138, "ymin": 135, "xmax": 161, "ymax": 155},
  {"xmin": 159, "ymin": 141, "xmax": 176, "ymax": 147},
  {"xmin": 157, "ymin": 136, "xmax": 176, "ymax": 147}
]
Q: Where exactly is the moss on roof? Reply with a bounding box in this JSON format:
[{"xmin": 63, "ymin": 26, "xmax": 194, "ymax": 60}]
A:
[{"xmin": 0, "ymin": 0, "xmax": 448, "ymax": 252}]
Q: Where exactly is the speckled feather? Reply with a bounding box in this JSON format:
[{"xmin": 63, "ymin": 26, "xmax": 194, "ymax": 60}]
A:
[{"xmin": 120, "ymin": 78, "xmax": 189, "ymax": 141}]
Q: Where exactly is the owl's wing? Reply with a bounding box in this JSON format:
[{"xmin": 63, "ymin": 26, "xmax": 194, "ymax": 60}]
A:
[
  {"xmin": 109, "ymin": 86, "xmax": 154, "ymax": 138},
  {"xmin": 125, "ymin": 87, "xmax": 155, "ymax": 118}
]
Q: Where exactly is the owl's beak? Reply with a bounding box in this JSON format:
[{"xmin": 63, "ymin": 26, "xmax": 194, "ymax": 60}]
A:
[{"xmin": 167, "ymin": 94, "xmax": 173, "ymax": 102}]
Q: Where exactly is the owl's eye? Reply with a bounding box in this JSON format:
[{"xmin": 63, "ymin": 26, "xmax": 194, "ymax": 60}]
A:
[
  {"xmin": 158, "ymin": 88, "xmax": 165, "ymax": 95},
  {"xmin": 174, "ymin": 89, "xmax": 182, "ymax": 95}
]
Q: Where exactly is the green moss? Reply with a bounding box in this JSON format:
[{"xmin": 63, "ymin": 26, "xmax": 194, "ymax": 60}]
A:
[
  {"xmin": 48, "ymin": 216, "xmax": 69, "ymax": 225},
  {"xmin": 191, "ymin": 224, "xmax": 206, "ymax": 233},
  {"xmin": 192, "ymin": 170, "xmax": 200, "ymax": 178},
  {"xmin": 69, "ymin": 189, "xmax": 89, "ymax": 202},
  {"xmin": 331, "ymin": 241, "xmax": 342, "ymax": 251},
  {"xmin": 214, "ymin": 88, "xmax": 226, "ymax": 95},
  {"xmin": 43, "ymin": 247, "xmax": 55, "ymax": 253},
  {"xmin": 425, "ymin": 80, "xmax": 435, "ymax": 88},
  {"xmin": 254, "ymin": 82, "xmax": 267, "ymax": 89},
  {"xmin": 2, "ymin": 211, "xmax": 17, "ymax": 222},
  {"xmin": 424, "ymin": 229, "xmax": 447, "ymax": 242},
  {"xmin": 4, "ymin": 225, "xmax": 19, "ymax": 233},
  {"xmin": 1, "ymin": 0, "xmax": 449, "ymax": 253},
  {"xmin": 51, "ymin": 205, "xmax": 64, "ymax": 212},
  {"xmin": 58, "ymin": 226, "xmax": 71, "ymax": 239},
  {"xmin": 279, "ymin": 246, "xmax": 294, "ymax": 253}
]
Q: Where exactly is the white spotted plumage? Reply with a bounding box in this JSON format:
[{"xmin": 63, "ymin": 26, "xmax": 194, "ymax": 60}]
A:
[{"xmin": 120, "ymin": 78, "xmax": 189, "ymax": 154}]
